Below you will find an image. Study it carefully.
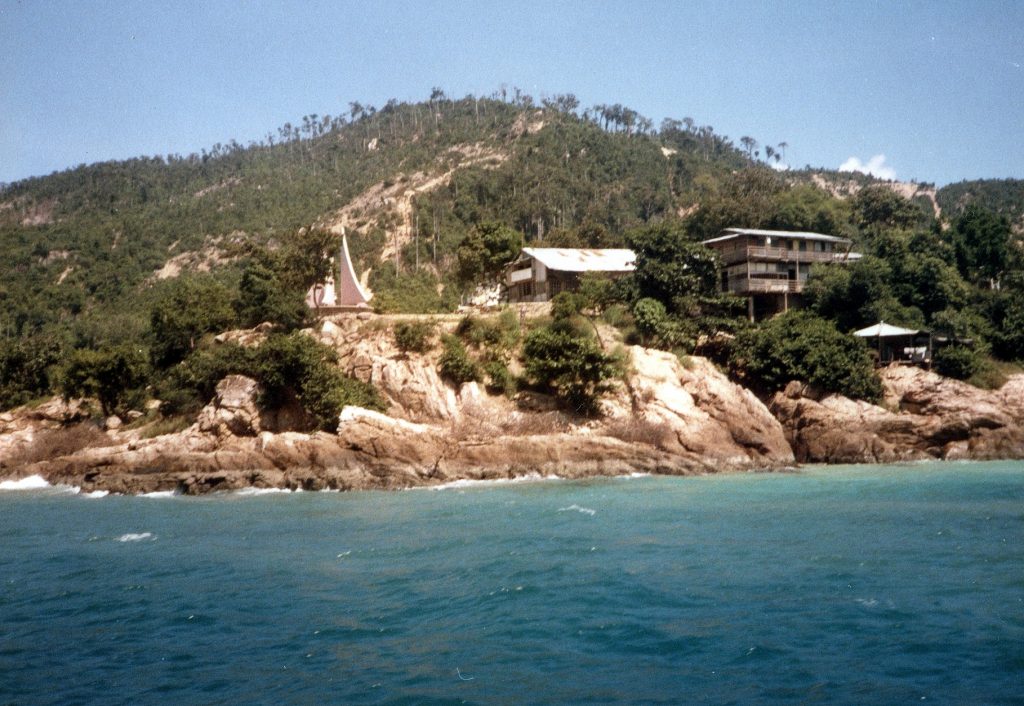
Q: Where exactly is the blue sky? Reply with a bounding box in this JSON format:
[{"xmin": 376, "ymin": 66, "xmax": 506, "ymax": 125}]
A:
[{"xmin": 2, "ymin": 0, "xmax": 1022, "ymax": 186}]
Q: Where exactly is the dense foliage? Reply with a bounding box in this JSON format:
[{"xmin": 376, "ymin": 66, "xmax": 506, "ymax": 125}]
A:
[
  {"xmin": 729, "ymin": 312, "xmax": 883, "ymax": 401},
  {"xmin": 158, "ymin": 334, "xmax": 383, "ymax": 431},
  {"xmin": 521, "ymin": 300, "xmax": 621, "ymax": 416}
]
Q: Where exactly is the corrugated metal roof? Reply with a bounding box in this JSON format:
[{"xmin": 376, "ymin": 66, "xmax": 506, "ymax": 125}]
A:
[
  {"xmin": 521, "ymin": 248, "xmax": 636, "ymax": 272},
  {"xmin": 703, "ymin": 228, "xmax": 851, "ymax": 245},
  {"xmin": 853, "ymin": 322, "xmax": 925, "ymax": 338}
]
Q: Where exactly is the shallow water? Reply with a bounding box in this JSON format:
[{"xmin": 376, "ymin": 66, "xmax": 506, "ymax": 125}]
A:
[{"xmin": 1, "ymin": 461, "xmax": 1022, "ymax": 704}]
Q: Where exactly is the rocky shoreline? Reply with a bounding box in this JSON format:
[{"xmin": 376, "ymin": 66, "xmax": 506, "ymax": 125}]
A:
[{"xmin": 2, "ymin": 318, "xmax": 1023, "ymax": 495}]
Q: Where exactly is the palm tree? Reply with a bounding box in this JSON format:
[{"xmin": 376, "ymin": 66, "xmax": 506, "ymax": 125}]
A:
[{"xmin": 740, "ymin": 136, "xmax": 758, "ymax": 159}]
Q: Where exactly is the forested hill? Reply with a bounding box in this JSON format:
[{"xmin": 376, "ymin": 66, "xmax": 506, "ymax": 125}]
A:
[
  {"xmin": 1, "ymin": 89, "xmax": 1023, "ymax": 415},
  {"xmin": 0, "ymin": 92, "xmax": 754, "ymax": 339}
]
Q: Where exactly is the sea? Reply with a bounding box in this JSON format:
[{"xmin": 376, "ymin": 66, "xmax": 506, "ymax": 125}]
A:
[{"xmin": 1, "ymin": 461, "xmax": 1022, "ymax": 705}]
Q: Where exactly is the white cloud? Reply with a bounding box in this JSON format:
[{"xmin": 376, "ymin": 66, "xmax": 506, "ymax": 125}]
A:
[
  {"xmin": 770, "ymin": 161, "xmax": 789, "ymax": 172},
  {"xmin": 838, "ymin": 154, "xmax": 896, "ymax": 180}
]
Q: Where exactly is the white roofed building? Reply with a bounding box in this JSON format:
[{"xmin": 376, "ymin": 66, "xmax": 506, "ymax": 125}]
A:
[{"xmin": 505, "ymin": 248, "xmax": 635, "ymax": 303}]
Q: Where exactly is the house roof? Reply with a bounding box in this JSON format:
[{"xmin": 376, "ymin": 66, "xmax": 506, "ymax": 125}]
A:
[
  {"xmin": 853, "ymin": 322, "xmax": 926, "ymax": 338},
  {"xmin": 520, "ymin": 248, "xmax": 636, "ymax": 272},
  {"xmin": 703, "ymin": 228, "xmax": 851, "ymax": 246}
]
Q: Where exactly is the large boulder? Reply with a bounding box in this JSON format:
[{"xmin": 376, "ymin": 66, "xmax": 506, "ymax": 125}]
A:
[
  {"xmin": 770, "ymin": 368, "xmax": 1024, "ymax": 463},
  {"xmin": 196, "ymin": 375, "xmax": 263, "ymax": 436},
  {"xmin": 609, "ymin": 347, "xmax": 794, "ymax": 469}
]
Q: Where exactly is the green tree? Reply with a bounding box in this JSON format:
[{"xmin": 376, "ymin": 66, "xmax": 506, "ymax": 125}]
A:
[
  {"xmin": 149, "ymin": 276, "xmax": 236, "ymax": 368},
  {"xmin": 235, "ymin": 260, "xmax": 307, "ymax": 330},
  {"xmin": 522, "ymin": 322, "xmax": 619, "ymax": 415},
  {"xmin": 61, "ymin": 345, "xmax": 150, "ymax": 416},
  {"xmin": 393, "ymin": 321, "xmax": 435, "ymax": 354},
  {"xmin": 455, "ymin": 221, "xmax": 524, "ymax": 286},
  {"xmin": 933, "ymin": 345, "xmax": 982, "ymax": 380},
  {"xmin": 0, "ymin": 335, "xmax": 63, "ymax": 409},
  {"xmin": 626, "ymin": 222, "xmax": 719, "ymax": 305},
  {"xmin": 852, "ymin": 185, "xmax": 925, "ymax": 232},
  {"xmin": 951, "ymin": 205, "xmax": 1010, "ymax": 287},
  {"xmin": 730, "ymin": 311, "xmax": 881, "ymax": 401},
  {"xmin": 438, "ymin": 334, "xmax": 480, "ymax": 385},
  {"xmin": 255, "ymin": 333, "xmax": 383, "ymax": 430}
]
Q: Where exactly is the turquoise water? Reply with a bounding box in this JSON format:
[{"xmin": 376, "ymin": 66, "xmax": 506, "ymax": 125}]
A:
[{"xmin": 1, "ymin": 462, "xmax": 1023, "ymax": 705}]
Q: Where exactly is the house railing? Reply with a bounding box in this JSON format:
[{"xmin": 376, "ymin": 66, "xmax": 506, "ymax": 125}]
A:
[
  {"xmin": 726, "ymin": 277, "xmax": 804, "ymax": 294},
  {"xmin": 714, "ymin": 246, "xmax": 850, "ymax": 266}
]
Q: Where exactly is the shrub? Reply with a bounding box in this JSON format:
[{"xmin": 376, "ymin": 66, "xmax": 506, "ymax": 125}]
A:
[
  {"xmin": 550, "ymin": 291, "xmax": 583, "ymax": 320},
  {"xmin": 522, "ymin": 324, "xmax": 620, "ymax": 416},
  {"xmin": 933, "ymin": 345, "xmax": 982, "ymax": 381},
  {"xmin": 394, "ymin": 321, "xmax": 435, "ymax": 354},
  {"xmin": 601, "ymin": 303, "xmax": 630, "ymax": 328},
  {"xmin": 632, "ymin": 298, "xmax": 666, "ymax": 345},
  {"xmin": 157, "ymin": 343, "xmax": 256, "ymax": 416},
  {"xmin": 61, "ymin": 345, "xmax": 151, "ymax": 417},
  {"xmin": 255, "ymin": 333, "xmax": 384, "ymax": 430},
  {"xmin": 482, "ymin": 359, "xmax": 516, "ymax": 396},
  {"xmin": 631, "ymin": 298, "xmax": 690, "ymax": 350},
  {"xmin": 456, "ymin": 310, "xmax": 520, "ymax": 350},
  {"xmin": 730, "ymin": 311, "xmax": 882, "ymax": 402},
  {"xmin": 158, "ymin": 334, "xmax": 384, "ymax": 430},
  {"xmin": 149, "ymin": 276, "xmax": 236, "ymax": 368},
  {"xmin": 370, "ymin": 264, "xmax": 457, "ymax": 314},
  {"xmin": 438, "ymin": 335, "xmax": 480, "ymax": 386}
]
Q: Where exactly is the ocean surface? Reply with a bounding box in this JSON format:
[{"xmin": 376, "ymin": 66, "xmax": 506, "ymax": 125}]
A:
[{"xmin": 1, "ymin": 462, "xmax": 1022, "ymax": 705}]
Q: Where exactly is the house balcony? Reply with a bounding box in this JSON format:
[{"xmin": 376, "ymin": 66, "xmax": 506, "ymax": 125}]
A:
[
  {"xmin": 714, "ymin": 246, "xmax": 851, "ymax": 266},
  {"xmin": 725, "ymin": 276, "xmax": 805, "ymax": 295}
]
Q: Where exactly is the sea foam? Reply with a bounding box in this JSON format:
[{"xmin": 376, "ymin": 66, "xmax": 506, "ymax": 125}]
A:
[
  {"xmin": 117, "ymin": 532, "xmax": 154, "ymax": 542},
  {"xmin": 0, "ymin": 475, "xmax": 52, "ymax": 491},
  {"xmin": 141, "ymin": 490, "xmax": 179, "ymax": 499},
  {"xmin": 428, "ymin": 473, "xmax": 561, "ymax": 490},
  {"xmin": 232, "ymin": 487, "xmax": 294, "ymax": 496},
  {"xmin": 557, "ymin": 504, "xmax": 596, "ymax": 516}
]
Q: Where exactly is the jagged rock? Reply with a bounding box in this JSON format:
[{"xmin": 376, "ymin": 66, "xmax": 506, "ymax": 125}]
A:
[
  {"xmin": 770, "ymin": 366, "xmax": 1024, "ymax": 463},
  {"xmin": 613, "ymin": 347, "xmax": 794, "ymax": 468},
  {"xmin": 197, "ymin": 375, "xmax": 263, "ymax": 437}
]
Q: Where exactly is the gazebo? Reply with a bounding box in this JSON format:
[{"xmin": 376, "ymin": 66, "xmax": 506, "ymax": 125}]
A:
[{"xmin": 853, "ymin": 322, "xmax": 932, "ymax": 365}]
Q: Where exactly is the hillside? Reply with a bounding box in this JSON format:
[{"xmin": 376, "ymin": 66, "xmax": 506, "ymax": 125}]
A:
[
  {"xmin": 1, "ymin": 89, "xmax": 1023, "ymax": 419},
  {"xmin": 0, "ymin": 93, "xmax": 748, "ymax": 343}
]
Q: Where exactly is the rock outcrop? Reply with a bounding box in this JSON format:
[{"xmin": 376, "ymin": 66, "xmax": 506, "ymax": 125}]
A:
[
  {"xmin": 4, "ymin": 320, "xmax": 1020, "ymax": 495},
  {"xmin": 770, "ymin": 366, "xmax": 1024, "ymax": 463},
  {"xmin": 0, "ymin": 328, "xmax": 795, "ymax": 493},
  {"xmin": 609, "ymin": 347, "xmax": 793, "ymax": 470}
]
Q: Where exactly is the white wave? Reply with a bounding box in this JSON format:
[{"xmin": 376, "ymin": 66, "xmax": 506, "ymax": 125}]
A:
[
  {"xmin": 557, "ymin": 504, "xmax": 596, "ymax": 516},
  {"xmin": 428, "ymin": 473, "xmax": 561, "ymax": 490},
  {"xmin": 83, "ymin": 490, "xmax": 110, "ymax": 498},
  {"xmin": 117, "ymin": 532, "xmax": 154, "ymax": 542},
  {"xmin": 141, "ymin": 490, "xmax": 178, "ymax": 499},
  {"xmin": 0, "ymin": 475, "xmax": 51, "ymax": 491},
  {"xmin": 232, "ymin": 487, "xmax": 293, "ymax": 496}
]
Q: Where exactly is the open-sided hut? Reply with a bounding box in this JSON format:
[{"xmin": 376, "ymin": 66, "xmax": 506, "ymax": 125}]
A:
[{"xmin": 853, "ymin": 322, "xmax": 933, "ymax": 365}]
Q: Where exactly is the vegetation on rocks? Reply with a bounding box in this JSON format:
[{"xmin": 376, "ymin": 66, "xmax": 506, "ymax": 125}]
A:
[{"xmin": 729, "ymin": 311, "xmax": 883, "ymax": 402}]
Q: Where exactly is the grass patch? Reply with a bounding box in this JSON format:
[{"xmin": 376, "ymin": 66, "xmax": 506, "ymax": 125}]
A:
[{"xmin": 138, "ymin": 415, "xmax": 193, "ymax": 439}]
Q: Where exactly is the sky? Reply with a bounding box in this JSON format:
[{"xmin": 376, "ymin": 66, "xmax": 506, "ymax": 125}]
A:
[{"xmin": 2, "ymin": 0, "xmax": 1022, "ymax": 186}]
